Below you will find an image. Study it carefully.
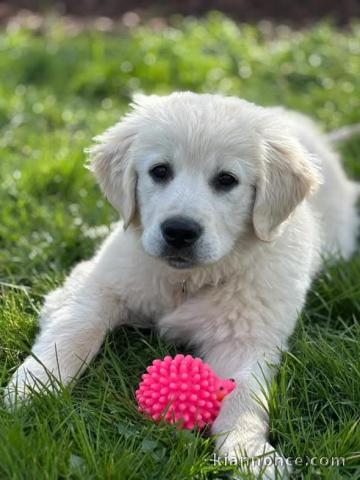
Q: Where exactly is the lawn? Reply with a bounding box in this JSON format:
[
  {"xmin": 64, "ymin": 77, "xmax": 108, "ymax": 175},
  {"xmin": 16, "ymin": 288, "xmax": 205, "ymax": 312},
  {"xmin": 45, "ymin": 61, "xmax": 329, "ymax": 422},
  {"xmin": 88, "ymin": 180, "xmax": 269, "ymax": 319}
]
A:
[{"xmin": 0, "ymin": 13, "xmax": 359, "ymax": 479}]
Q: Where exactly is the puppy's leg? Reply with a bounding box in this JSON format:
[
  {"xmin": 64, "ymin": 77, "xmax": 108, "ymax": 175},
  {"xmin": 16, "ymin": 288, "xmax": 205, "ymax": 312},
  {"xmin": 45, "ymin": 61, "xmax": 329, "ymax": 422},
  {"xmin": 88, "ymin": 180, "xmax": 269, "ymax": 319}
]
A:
[
  {"xmin": 4, "ymin": 261, "xmax": 124, "ymax": 407},
  {"xmin": 158, "ymin": 294, "xmax": 295, "ymax": 479},
  {"xmin": 205, "ymin": 343, "xmax": 289, "ymax": 479}
]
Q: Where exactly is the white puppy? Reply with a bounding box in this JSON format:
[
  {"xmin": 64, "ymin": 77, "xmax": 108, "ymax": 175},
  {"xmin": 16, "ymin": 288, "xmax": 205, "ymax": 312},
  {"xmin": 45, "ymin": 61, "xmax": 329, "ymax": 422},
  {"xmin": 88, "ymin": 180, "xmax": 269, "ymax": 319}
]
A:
[{"xmin": 5, "ymin": 93, "xmax": 359, "ymax": 477}]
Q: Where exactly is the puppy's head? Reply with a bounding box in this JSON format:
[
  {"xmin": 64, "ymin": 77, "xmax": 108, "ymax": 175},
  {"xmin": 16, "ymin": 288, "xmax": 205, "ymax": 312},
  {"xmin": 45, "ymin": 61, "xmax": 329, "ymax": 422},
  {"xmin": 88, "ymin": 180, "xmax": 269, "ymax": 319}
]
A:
[{"xmin": 89, "ymin": 93, "xmax": 320, "ymax": 269}]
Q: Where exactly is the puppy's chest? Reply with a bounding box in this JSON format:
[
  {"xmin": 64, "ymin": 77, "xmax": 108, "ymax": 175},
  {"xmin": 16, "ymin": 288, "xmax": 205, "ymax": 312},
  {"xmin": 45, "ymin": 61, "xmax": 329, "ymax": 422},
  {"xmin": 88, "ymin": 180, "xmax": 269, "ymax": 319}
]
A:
[{"xmin": 121, "ymin": 269, "xmax": 195, "ymax": 323}]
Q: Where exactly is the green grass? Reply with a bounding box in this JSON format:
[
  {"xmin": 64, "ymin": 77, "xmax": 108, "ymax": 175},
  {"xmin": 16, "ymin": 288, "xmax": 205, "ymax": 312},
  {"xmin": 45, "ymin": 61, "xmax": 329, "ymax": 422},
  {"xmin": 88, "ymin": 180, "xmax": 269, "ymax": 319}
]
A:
[{"xmin": 0, "ymin": 13, "xmax": 359, "ymax": 479}]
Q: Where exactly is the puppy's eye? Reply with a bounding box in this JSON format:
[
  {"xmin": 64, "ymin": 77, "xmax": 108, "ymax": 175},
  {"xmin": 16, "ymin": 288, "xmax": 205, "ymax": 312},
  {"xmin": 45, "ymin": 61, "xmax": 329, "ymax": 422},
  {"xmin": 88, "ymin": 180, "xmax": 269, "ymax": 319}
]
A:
[
  {"xmin": 149, "ymin": 163, "xmax": 172, "ymax": 182},
  {"xmin": 212, "ymin": 172, "xmax": 239, "ymax": 192}
]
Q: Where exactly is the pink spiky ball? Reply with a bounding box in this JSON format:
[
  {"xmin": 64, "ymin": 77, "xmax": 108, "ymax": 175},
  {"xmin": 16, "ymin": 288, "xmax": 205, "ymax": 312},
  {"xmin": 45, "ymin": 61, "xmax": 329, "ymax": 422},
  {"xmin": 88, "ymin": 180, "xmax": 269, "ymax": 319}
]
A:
[{"xmin": 136, "ymin": 354, "xmax": 236, "ymax": 430}]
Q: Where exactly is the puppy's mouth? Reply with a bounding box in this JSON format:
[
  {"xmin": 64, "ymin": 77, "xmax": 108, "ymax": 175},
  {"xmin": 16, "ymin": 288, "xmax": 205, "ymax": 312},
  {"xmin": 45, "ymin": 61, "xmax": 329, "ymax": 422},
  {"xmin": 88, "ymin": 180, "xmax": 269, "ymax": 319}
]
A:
[{"xmin": 166, "ymin": 256, "xmax": 196, "ymax": 269}]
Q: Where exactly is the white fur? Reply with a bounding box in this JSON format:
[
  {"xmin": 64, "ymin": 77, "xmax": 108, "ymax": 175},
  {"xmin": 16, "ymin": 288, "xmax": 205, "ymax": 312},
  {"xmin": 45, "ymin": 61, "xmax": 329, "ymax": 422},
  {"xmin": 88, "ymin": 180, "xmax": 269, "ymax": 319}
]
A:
[{"xmin": 5, "ymin": 93, "xmax": 358, "ymax": 478}]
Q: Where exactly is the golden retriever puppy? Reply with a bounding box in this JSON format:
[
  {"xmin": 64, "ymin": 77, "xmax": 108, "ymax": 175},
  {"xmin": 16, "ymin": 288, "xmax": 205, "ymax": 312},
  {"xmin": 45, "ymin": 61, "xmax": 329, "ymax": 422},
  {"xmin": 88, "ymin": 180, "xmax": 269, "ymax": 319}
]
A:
[{"xmin": 5, "ymin": 93, "xmax": 359, "ymax": 478}]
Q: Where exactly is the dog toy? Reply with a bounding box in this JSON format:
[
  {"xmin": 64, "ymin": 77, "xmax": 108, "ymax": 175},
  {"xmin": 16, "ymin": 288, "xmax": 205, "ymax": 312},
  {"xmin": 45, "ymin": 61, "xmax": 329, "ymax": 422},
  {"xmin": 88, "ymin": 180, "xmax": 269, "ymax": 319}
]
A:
[{"xmin": 136, "ymin": 354, "xmax": 236, "ymax": 430}]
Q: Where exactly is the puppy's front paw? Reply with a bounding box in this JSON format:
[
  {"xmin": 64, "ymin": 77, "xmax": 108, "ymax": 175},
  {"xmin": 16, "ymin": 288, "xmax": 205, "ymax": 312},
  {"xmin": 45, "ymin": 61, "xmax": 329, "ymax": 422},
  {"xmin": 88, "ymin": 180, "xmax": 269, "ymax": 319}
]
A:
[
  {"xmin": 215, "ymin": 435, "xmax": 291, "ymax": 479},
  {"xmin": 3, "ymin": 357, "xmax": 56, "ymax": 409}
]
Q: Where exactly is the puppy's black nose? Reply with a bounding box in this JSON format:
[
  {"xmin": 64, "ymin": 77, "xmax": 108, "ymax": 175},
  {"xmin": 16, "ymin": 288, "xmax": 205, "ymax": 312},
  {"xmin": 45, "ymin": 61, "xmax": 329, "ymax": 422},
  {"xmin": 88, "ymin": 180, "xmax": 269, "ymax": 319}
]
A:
[{"xmin": 161, "ymin": 217, "xmax": 203, "ymax": 249}]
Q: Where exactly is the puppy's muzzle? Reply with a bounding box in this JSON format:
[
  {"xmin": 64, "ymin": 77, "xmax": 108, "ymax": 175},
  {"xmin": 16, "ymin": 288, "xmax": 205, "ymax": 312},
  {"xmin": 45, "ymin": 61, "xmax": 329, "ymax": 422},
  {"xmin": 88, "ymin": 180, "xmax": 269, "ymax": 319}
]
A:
[{"xmin": 161, "ymin": 216, "xmax": 203, "ymax": 250}]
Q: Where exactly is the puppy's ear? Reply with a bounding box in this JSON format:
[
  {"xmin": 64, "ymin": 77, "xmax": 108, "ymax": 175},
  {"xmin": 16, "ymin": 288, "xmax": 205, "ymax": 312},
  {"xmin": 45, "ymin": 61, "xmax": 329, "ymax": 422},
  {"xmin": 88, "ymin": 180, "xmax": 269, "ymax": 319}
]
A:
[
  {"xmin": 253, "ymin": 137, "xmax": 321, "ymax": 241},
  {"xmin": 87, "ymin": 117, "xmax": 138, "ymax": 229}
]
